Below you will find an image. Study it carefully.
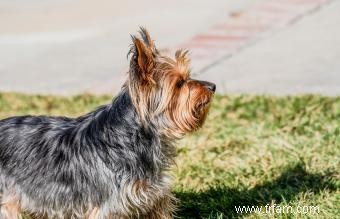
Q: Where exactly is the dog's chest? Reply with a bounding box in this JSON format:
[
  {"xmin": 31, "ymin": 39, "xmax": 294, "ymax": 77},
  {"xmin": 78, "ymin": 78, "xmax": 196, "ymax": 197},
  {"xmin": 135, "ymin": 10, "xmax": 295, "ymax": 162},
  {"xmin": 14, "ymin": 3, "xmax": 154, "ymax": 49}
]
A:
[{"xmin": 119, "ymin": 173, "xmax": 172, "ymax": 212}]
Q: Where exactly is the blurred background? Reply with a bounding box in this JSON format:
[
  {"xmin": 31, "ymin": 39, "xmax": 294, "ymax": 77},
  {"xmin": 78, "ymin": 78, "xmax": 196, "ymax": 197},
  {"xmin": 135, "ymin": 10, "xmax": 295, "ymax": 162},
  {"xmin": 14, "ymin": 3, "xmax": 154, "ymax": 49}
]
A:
[{"xmin": 0, "ymin": 0, "xmax": 339, "ymax": 95}]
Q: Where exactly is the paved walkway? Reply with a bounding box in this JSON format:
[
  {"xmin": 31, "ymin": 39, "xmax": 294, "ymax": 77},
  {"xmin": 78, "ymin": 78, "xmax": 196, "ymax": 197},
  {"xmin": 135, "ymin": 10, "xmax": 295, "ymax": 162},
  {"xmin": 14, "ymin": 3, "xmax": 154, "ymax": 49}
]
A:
[
  {"xmin": 191, "ymin": 0, "xmax": 340, "ymax": 95},
  {"xmin": 0, "ymin": 0, "xmax": 339, "ymax": 95}
]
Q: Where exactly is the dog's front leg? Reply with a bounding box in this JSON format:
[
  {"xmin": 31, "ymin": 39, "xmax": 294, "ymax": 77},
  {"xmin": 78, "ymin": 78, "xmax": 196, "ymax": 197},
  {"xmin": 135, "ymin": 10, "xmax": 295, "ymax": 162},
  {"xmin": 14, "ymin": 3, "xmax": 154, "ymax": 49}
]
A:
[{"xmin": 0, "ymin": 197, "xmax": 20, "ymax": 219}]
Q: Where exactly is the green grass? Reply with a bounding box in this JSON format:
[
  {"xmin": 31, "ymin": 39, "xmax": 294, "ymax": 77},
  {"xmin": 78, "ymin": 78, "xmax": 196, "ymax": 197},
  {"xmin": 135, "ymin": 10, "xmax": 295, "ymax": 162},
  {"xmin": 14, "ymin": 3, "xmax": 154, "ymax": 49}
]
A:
[{"xmin": 0, "ymin": 93, "xmax": 339, "ymax": 219}]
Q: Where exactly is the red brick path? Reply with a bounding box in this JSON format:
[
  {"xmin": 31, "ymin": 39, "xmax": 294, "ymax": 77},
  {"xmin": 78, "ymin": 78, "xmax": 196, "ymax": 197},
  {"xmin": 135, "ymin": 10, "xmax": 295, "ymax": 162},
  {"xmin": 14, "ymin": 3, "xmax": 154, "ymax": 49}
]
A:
[{"xmin": 174, "ymin": 0, "xmax": 332, "ymax": 73}]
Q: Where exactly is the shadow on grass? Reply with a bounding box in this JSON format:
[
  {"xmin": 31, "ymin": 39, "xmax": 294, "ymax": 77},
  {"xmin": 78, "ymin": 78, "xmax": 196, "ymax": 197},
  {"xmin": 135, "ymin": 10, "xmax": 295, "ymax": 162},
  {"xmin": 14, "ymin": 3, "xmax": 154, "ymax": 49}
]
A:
[{"xmin": 175, "ymin": 163, "xmax": 338, "ymax": 218}]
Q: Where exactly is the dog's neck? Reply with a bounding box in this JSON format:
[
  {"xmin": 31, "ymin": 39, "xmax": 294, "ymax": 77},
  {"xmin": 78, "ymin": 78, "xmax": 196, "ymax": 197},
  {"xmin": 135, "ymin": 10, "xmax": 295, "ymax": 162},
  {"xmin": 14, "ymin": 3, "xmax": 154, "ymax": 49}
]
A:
[{"xmin": 79, "ymin": 90, "xmax": 176, "ymax": 178}]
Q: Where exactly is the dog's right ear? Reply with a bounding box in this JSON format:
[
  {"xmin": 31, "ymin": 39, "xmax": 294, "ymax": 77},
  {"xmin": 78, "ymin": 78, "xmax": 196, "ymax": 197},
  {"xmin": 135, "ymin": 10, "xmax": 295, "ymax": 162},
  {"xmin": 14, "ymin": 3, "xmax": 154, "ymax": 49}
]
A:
[{"xmin": 129, "ymin": 28, "xmax": 157, "ymax": 84}]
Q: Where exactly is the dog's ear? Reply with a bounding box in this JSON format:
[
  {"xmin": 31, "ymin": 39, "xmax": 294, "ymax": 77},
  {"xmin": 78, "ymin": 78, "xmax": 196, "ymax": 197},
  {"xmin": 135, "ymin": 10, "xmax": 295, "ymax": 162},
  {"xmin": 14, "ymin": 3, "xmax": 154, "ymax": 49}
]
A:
[
  {"xmin": 138, "ymin": 27, "xmax": 157, "ymax": 52},
  {"xmin": 129, "ymin": 28, "xmax": 157, "ymax": 84}
]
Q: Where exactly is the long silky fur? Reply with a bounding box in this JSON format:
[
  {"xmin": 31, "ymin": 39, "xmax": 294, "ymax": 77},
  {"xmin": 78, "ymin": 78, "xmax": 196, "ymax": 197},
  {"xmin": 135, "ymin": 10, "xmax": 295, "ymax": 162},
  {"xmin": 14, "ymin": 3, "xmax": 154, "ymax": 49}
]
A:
[{"xmin": 0, "ymin": 89, "xmax": 175, "ymax": 218}]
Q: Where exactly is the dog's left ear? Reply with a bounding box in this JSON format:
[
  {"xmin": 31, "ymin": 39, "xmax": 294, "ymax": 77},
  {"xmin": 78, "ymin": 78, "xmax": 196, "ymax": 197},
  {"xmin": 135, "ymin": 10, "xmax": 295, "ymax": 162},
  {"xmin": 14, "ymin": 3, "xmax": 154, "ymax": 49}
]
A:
[{"xmin": 129, "ymin": 28, "xmax": 157, "ymax": 83}]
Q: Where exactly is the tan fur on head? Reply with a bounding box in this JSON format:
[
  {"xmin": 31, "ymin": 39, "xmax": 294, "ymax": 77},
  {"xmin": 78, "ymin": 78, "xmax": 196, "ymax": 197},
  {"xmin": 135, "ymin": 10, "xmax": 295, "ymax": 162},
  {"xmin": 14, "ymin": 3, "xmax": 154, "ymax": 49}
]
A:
[{"xmin": 128, "ymin": 28, "xmax": 214, "ymax": 138}]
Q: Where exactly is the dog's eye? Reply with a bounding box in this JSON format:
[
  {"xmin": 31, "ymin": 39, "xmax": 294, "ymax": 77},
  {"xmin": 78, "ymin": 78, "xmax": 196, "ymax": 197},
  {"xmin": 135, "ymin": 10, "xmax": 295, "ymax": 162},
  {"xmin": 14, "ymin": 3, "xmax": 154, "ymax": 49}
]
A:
[{"xmin": 176, "ymin": 79, "xmax": 185, "ymax": 88}]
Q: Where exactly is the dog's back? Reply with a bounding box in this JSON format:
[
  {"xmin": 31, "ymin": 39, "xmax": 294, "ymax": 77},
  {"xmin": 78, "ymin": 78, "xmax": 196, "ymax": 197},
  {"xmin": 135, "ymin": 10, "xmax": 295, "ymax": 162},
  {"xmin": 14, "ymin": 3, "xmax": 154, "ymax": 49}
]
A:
[{"xmin": 0, "ymin": 113, "xmax": 119, "ymax": 217}]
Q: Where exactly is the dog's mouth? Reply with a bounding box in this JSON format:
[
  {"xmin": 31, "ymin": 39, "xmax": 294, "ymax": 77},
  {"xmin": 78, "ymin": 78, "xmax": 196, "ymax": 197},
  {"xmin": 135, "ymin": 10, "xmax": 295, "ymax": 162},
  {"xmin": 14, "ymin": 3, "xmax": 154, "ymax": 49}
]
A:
[
  {"xmin": 194, "ymin": 95, "xmax": 213, "ymax": 118},
  {"xmin": 197, "ymin": 93, "xmax": 214, "ymax": 109},
  {"xmin": 197, "ymin": 100, "xmax": 211, "ymax": 109}
]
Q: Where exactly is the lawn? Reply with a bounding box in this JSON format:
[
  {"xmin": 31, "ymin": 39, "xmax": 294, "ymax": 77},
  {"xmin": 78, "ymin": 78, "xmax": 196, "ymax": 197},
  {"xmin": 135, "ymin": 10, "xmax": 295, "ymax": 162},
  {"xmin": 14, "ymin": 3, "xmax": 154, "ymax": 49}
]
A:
[{"xmin": 0, "ymin": 93, "xmax": 339, "ymax": 219}]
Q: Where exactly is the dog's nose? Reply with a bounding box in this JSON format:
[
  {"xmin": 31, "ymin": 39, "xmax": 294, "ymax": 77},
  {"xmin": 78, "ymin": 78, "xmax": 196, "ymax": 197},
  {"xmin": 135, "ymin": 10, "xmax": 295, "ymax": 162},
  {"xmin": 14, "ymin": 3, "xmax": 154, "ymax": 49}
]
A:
[
  {"xmin": 205, "ymin": 82, "xmax": 216, "ymax": 92},
  {"xmin": 196, "ymin": 80, "xmax": 216, "ymax": 93}
]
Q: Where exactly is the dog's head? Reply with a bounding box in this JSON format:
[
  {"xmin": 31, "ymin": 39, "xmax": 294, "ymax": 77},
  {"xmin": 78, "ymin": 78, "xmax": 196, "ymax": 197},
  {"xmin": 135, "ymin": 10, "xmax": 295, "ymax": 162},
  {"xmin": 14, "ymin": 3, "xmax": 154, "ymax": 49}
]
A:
[{"xmin": 126, "ymin": 28, "xmax": 215, "ymax": 138}]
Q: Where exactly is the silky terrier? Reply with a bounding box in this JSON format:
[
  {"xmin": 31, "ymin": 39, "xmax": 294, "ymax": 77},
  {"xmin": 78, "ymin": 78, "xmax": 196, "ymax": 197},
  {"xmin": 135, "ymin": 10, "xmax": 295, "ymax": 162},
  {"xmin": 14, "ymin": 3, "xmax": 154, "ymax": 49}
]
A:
[{"xmin": 0, "ymin": 28, "xmax": 215, "ymax": 219}]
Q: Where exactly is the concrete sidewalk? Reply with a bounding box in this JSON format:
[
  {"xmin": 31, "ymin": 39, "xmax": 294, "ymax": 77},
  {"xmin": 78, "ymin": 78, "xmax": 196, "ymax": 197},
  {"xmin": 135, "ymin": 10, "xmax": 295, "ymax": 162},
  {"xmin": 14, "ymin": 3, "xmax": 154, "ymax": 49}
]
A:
[
  {"xmin": 0, "ymin": 0, "xmax": 262, "ymax": 95},
  {"xmin": 0, "ymin": 0, "xmax": 339, "ymax": 95},
  {"xmin": 197, "ymin": 0, "xmax": 340, "ymax": 96}
]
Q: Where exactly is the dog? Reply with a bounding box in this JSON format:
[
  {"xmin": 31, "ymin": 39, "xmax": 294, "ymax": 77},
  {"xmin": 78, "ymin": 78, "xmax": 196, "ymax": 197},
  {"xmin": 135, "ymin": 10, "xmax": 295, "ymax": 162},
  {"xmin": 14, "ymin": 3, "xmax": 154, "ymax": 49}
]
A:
[{"xmin": 0, "ymin": 28, "xmax": 215, "ymax": 219}]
